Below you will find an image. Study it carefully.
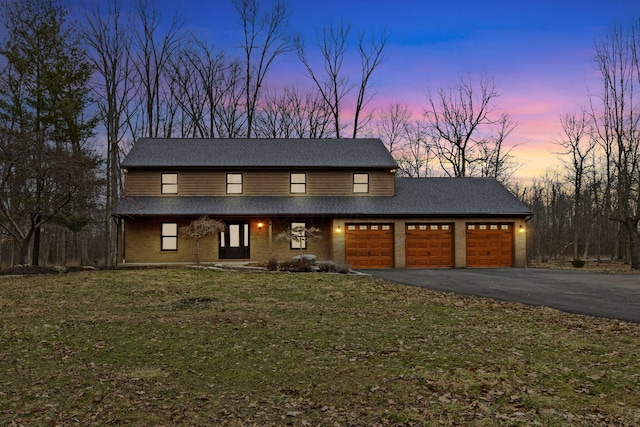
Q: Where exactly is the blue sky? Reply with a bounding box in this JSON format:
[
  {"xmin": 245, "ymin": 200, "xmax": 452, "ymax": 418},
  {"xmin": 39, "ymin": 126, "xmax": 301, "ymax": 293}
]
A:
[
  {"xmin": 184, "ymin": 0, "xmax": 639, "ymax": 179},
  {"xmin": 68, "ymin": 0, "xmax": 639, "ymax": 180}
]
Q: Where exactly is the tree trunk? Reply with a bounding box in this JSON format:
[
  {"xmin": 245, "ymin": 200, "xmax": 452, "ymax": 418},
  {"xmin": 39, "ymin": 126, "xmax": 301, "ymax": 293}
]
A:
[
  {"xmin": 625, "ymin": 218, "xmax": 640, "ymax": 269},
  {"xmin": 18, "ymin": 240, "xmax": 30, "ymax": 265},
  {"xmin": 32, "ymin": 225, "xmax": 41, "ymax": 266}
]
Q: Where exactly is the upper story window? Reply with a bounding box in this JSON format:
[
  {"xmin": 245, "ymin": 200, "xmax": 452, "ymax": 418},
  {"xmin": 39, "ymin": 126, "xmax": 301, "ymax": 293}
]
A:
[
  {"xmin": 290, "ymin": 173, "xmax": 306, "ymax": 194},
  {"xmin": 161, "ymin": 173, "xmax": 178, "ymax": 194},
  {"xmin": 353, "ymin": 173, "xmax": 369, "ymax": 193},
  {"xmin": 226, "ymin": 173, "xmax": 243, "ymax": 194},
  {"xmin": 161, "ymin": 223, "xmax": 178, "ymax": 251}
]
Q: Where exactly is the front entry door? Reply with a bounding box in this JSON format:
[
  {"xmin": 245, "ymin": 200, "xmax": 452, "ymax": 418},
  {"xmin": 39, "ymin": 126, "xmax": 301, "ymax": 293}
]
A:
[{"xmin": 219, "ymin": 222, "xmax": 250, "ymax": 259}]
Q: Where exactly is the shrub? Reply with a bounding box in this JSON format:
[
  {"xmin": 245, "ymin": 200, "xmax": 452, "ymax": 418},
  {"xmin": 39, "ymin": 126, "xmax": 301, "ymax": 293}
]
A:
[
  {"xmin": 335, "ymin": 263, "xmax": 352, "ymax": 274},
  {"xmin": 571, "ymin": 259, "xmax": 586, "ymax": 268},
  {"xmin": 316, "ymin": 261, "xmax": 352, "ymax": 274},
  {"xmin": 316, "ymin": 261, "xmax": 337, "ymax": 272},
  {"xmin": 266, "ymin": 258, "xmax": 279, "ymax": 271},
  {"xmin": 278, "ymin": 258, "xmax": 314, "ymax": 272}
]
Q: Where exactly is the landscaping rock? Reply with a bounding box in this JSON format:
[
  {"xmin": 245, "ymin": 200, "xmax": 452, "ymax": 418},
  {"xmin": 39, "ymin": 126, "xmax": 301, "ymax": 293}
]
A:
[{"xmin": 292, "ymin": 254, "xmax": 316, "ymax": 262}]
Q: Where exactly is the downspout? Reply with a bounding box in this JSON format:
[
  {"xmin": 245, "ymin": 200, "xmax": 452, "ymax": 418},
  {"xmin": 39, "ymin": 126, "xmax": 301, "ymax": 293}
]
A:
[
  {"xmin": 122, "ymin": 218, "xmax": 126, "ymax": 264},
  {"xmin": 113, "ymin": 217, "xmax": 125, "ymax": 265},
  {"xmin": 268, "ymin": 220, "xmax": 273, "ymax": 258}
]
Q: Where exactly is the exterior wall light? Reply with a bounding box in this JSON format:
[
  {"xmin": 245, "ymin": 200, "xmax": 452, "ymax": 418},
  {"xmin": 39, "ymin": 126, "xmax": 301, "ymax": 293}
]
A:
[
  {"xmin": 336, "ymin": 225, "xmax": 342, "ymax": 233},
  {"xmin": 519, "ymin": 225, "xmax": 525, "ymax": 233},
  {"xmin": 257, "ymin": 221, "xmax": 264, "ymax": 230}
]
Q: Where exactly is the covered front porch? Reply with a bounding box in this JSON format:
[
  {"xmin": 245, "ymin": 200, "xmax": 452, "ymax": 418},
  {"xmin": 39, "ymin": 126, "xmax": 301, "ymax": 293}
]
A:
[{"xmin": 116, "ymin": 216, "xmax": 335, "ymax": 265}]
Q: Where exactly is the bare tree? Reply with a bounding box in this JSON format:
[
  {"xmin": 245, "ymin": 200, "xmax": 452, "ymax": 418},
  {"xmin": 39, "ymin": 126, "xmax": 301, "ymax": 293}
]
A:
[
  {"xmin": 556, "ymin": 111, "xmax": 596, "ymax": 261},
  {"xmin": 168, "ymin": 39, "xmax": 239, "ymax": 138},
  {"xmin": 521, "ymin": 172, "xmax": 574, "ymax": 261},
  {"xmin": 352, "ymin": 29, "xmax": 388, "ymax": 138},
  {"xmin": 276, "ymin": 224, "xmax": 321, "ymax": 258},
  {"xmin": 82, "ymin": 0, "xmax": 135, "ymax": 266},
  {"xmin": 180, "ymin": 217, "xmax": 225, "ymax": 264},
  {"xmin": 296, "ymin": 22, "xmax": 350, "ymax": 138},
  {"xmin": 374, "ymin": 102, "xmax": 412, "ymax": 156},
  {"xmin": 425, "ymin": 72, "xmax": 517, "ymax": 181},
  {"xmin": 372, "ymin": 103, "xmax": 433, "ymax": 177},
  {"xmin": 166, "ymin": 46, "xmax": 201, "ymax": 137},
  {"xmin": 254, "ymin": 86, "xmax": 331, "ymax": 138},
  {"xmin": 478, "ymin": 113, "xmax": 519, "ymax": 182},
  {"xmin": 397, "ymin": 120, "xmax": 433, "ymax": 177},
  {"xmin": 213, "ymin": 60, "xmax": 246, "ymax": 138},
  {"xmin": 592, "ymin": 21, "xmax": 640, "ymax": 268},
  {"xmin": 254, "ymin": 87, "xmax": 295, "ymax": 138},
  {"xmin": 296, "ymin": 23, "xmax": 388, "ymax": 138},
  {"xmin": 233, "ymin": 0, "xmax": 291, "ymax": 138},
  {"xmin": 131, "ymin": 0, "xmax": 185, "ymax": 138}
]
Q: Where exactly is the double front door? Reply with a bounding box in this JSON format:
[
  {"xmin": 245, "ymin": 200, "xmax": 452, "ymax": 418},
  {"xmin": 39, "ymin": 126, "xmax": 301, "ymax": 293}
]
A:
[{"xmin": 219, "ymin": 222, "xmax": 250, "ymax": 259}]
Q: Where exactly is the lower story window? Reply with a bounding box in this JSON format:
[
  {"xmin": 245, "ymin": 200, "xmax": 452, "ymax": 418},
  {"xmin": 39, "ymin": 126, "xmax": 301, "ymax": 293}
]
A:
[
  {"xmin": 162, "ymin": 223, "xmax": 178, "ymax": 251},
  {"xmin": 291, "ymin": 222, "xmax": 306, "ymax": 249}
]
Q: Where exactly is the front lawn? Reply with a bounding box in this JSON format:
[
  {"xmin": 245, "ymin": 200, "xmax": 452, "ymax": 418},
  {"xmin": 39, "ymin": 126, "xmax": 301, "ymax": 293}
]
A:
[{"xmin": 1, "ymin": 268, "xmax": 639, "ymax": 426}]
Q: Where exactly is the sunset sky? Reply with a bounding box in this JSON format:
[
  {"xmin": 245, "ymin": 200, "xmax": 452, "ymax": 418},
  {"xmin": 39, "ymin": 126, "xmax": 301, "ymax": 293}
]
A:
[
  {"xmin": 72, "ymin": 0, "xmax": 638, "ymax": 181},
  {"xmin": 182, "ymin": 0, "xmax": 638, "ymax": 181}
]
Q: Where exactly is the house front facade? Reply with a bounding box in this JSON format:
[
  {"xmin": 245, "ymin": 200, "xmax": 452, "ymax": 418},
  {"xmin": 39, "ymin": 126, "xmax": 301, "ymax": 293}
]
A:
[{"xmin": 113, "ymin": 138, "xmax": 532, "ymax": 268}]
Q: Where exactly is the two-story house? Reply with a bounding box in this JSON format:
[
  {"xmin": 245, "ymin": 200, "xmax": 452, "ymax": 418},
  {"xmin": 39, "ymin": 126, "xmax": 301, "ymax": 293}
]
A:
[{"xmin": 113, "ymin": 138, "xmax": 532, "ymax": 268}]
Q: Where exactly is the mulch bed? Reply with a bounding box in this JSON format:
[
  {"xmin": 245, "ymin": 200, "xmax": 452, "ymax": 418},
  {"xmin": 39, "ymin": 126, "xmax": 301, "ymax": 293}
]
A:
[{"xmin": 0, "ymin": 265, "xmax": 60, "ymax": 275}]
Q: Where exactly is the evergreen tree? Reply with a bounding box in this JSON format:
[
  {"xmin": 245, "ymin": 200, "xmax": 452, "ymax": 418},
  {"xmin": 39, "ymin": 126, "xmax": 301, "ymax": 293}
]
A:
[{"xmin": 0, "ymin": 0, "xmax": 100, "ymax": 265}]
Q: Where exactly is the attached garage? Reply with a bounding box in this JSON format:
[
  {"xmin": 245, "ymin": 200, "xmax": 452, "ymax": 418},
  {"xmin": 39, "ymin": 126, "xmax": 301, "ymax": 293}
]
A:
[
  {"xmin": 345, "ymin": 224, "xmax": 394, "ymax": 268},
  {"xmin": 405, "ymin": 224, "xmax": 454, "ymax": 268},
  {"xmin": 466, "ymin": 223, "xmax": 514, "ymax": 267}
]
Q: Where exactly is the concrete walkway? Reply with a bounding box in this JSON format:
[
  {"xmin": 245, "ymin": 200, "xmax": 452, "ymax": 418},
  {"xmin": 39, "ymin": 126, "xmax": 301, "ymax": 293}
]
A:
[{"xmin": 365, "ymin": 268, "xmax": 640, "ymax": 323}]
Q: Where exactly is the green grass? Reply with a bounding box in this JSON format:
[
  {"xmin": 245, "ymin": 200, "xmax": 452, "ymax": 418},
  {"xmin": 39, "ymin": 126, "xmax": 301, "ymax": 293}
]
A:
[{"xmin": 1, "ymin": 267, "xmax": 639, "ymax": 426}]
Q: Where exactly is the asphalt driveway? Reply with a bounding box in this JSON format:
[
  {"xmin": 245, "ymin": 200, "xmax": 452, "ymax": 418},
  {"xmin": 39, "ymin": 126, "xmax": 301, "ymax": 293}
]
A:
[{"xmin": 365, "ymin": 268, "xmax": 640, "ymax": 323}]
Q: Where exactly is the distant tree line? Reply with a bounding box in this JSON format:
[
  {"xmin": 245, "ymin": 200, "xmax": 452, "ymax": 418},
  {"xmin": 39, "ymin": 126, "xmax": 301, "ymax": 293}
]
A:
[
  {"xmin": 518, "ymin": 20, "xmax": 640, "ymax": 267},
  {"xmin": 0, "ymin": 0, "xmax": 638, "ymax": 268}
]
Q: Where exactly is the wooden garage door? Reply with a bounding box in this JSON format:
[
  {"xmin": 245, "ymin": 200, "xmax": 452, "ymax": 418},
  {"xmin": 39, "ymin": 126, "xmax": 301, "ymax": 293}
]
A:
[
  {"xmin": 406, "ymin": 224, "xmax": 453, "ymax": 268},
  {"xmin": 466, "ymin": 223, "xmax": 513, "ymax": 267},
  {"xmin": 345, "ymin": 224, "xmax": 394, "ymax": 268}
]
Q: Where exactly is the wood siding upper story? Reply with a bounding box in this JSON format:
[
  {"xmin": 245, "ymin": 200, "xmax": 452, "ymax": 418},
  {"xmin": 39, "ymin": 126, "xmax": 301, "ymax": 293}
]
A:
[{"xmin": 124, "ymin": 169, "xmax": 396, "ymax": 196}]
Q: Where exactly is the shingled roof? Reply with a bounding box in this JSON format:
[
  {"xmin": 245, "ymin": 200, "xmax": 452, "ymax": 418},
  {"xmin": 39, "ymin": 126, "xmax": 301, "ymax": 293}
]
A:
[
  {"xmin": 121, "ymin": 138, "xmax": 398, "ymax": 169},
  {"xmin": 114, "ymin": 177, "xmax": 531, "ymax": 217}
]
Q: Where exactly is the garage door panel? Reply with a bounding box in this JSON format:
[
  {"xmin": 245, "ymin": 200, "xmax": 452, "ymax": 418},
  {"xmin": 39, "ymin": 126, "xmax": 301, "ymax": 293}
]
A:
[
  {"xmin": 406, "ymin": 224, "xmax": 453, "ymax": 268},
  {"xmin": 346, "ymin": 224, "xmax": 394, "ymax": 268},
  {"xmin": 466, "ymin": 223, "xmax": 513, "ymax": 267}
]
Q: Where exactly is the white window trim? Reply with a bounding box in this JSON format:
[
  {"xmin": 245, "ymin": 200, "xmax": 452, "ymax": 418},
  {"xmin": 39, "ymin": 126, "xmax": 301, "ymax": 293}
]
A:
[
  {"xmin": 161, "ymin": 223, "xmax": 178, "ymax": 251},
  {"xmin": 226, "ymin": 173, "xmax": 243, "ymax": 194},
  {"xmin": 353, "ymin": 173, "xmax": 369, "ymax": 193},
  {"xmin": 161, "ymin": 173, "xmax": 178, "ymax": 194},
  {"xmin": 290, "ymin": 173, "xmax": 306, "ymax": 194}
]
